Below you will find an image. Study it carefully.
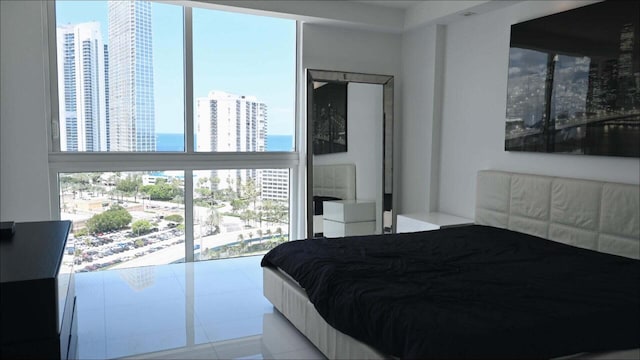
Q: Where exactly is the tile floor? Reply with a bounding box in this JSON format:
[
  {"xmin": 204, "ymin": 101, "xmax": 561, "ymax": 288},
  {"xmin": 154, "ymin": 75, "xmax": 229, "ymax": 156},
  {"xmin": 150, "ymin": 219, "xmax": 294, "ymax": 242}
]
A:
[{"xmin": 75, "ymin": 255, "xmax": 326, "ymax": 359}]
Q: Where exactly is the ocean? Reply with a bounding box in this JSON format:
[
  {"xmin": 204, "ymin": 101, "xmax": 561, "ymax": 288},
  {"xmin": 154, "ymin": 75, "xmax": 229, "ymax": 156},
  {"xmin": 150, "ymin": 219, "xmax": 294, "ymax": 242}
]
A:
[
  {"xmin": 265, "ymin": 134, "xmax": 295, "ymax": 152},
  {"xmin": 156, "ymin": 133, "xmax": 293, "ymax": 152}
]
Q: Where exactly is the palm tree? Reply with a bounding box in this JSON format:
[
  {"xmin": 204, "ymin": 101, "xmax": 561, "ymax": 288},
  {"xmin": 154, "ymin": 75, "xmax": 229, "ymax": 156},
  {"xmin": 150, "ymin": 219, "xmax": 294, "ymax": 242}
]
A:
[
  {"xmin": 237, "ymin": 234, "xmax": 246, "ymax": 254},
  {"xmin": 206, "ymin": 208, "xmax": 220, "ymax": 234}
]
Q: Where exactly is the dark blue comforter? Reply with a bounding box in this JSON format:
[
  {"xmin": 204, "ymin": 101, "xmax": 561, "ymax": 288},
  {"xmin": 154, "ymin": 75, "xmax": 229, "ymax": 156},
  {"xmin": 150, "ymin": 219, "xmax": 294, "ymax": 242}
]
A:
[{"xmin": 261, "ymin": 225, "xmax": 640, "ymax": 359}]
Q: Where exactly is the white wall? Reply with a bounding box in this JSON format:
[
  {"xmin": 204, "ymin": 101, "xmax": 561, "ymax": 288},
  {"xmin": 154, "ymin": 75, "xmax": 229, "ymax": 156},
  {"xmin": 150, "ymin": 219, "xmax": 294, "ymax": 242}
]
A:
[
  {"xmin": 399, "ymin": 23, "xmax": 449, "ymax": 215},
  {"xmin": 0, "ymin": 1, "xmax": 52, "ymax": 221},
  {"xmin": 302, "ymin": 23, "xmax": 401, "ymax": 77},
  {"xmin": 313, "ymin": 83, "xmax": 383, "ymax": 230},
  {"xmin": 437, "ymin": 0, "xmax": 640, "ymax": 219}
]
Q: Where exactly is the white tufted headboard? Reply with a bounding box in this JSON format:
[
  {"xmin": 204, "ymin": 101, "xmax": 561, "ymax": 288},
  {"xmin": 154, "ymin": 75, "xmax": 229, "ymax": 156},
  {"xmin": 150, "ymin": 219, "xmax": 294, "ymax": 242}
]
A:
[
  {"xmin": 475, "ymin": 170, "xmax": 640, "ymax": 259},
  {"xmin": 313, "ymin": 164, "xmax": 356, "ymax": 200}
]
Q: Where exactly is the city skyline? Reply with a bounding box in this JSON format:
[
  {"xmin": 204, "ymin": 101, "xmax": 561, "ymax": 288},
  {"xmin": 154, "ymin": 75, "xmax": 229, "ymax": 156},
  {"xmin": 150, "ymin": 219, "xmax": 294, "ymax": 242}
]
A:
[
  {"xmin": 505, "ymin": 16, "xmax": 639, "ymax": 157},
  {"xmin": 55, "ymin": 0, "xmax": 295, "ymax": 137}
]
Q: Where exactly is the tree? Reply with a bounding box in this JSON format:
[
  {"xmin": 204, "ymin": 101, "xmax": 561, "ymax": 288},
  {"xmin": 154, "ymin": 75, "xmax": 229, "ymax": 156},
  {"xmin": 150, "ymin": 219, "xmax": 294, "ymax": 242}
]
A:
[
  {"xmin": 205, "ymin": 208, "xmax": 220, "ymax": 234},
  {"xmin": 74, "ymin": 228, "xmax": 89, "ymax": 237},
  {"xmin": 90, "ymin": 173, "xmax": 102, "ymax": 184},
  {"xmin": 220, "ymin": 186, "xmax": 237, "ymax": 202},
  {"xmin": 240, "ymin": 209, "xmax": 255, "ymax": 227},
  {"xmin": 116, "ymin": 176, "xmax": 138, "ymax": 193},
  {"xmin": 64, "ymin": 173, "xmax": 92, "ymax": 199},
  {"xmin": 112, "ymin": 172, "xmax": 124, "ymax": 201},
  {"xmin": 132, "ymin": 219, "xmax": 152, "ymax": 236},
  {"xmin": 164, "ymin": 214, "xmax": 184, "ymax": 223},
  {"xmin": 195, "ymin": 175, "xmax": 221, "ymax": 207},
  {"xmin": 116, "ymin": 175, "xmax": 142, "ymax": 201},
  {"xmin": 241, "ymin": 178, "xmax": 261, "ymax": 212},
  {"xmin": 261, "ymin": 200, "xmax": 288, "ymax": 227},
  {"xmin": 237, "ymin": 234, "xmax": 247, "ymax": 252},
  {"xmin": 59, "ymin": 175, "xmax": 79, "ymax": 211},
  {"xmin": 141, "ymin": 182, "xmax": 182, "ymax": 201},
  {"xmin": 231, "ymin": 198, "xmax": 249, "ymax": 214},
  {"xmin": 195, "ymin": 181, "xmax": 213, "ymax": 205},
  {"xmin": 86, "ymin": 205, "xmax": 132, "ymax": 234}
]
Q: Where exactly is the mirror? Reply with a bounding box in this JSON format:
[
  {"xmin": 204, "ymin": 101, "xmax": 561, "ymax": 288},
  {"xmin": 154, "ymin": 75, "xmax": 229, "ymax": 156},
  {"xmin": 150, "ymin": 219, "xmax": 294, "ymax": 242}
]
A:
[{"xmin": 306, "ymin": 70, "xmax": 394, "ymax": 239}]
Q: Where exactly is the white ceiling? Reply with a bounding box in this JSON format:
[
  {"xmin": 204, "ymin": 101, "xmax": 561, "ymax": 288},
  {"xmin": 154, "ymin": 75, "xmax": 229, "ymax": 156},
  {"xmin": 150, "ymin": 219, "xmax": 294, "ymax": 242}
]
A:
[
  {"xmin": 355, "ymin": 1, "xmax": 422, "ymax": 10},
  {"xmin": 201, "ymin": 1, "xmax": 518, "ymax": 34}
]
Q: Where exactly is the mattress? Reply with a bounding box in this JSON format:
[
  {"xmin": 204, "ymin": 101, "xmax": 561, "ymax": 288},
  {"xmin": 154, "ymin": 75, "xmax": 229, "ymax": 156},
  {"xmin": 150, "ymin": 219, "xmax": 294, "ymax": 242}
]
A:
[{"xmin": 261, "ymin": 225, "xmax": 640, "ymax": 359}]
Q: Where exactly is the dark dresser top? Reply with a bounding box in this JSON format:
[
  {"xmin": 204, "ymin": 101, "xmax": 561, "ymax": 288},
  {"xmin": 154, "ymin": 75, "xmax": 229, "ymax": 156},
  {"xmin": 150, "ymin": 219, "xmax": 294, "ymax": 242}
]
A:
[{"xmin": 0, "ymin": 221, "xmax": 71, "ymax": 283}]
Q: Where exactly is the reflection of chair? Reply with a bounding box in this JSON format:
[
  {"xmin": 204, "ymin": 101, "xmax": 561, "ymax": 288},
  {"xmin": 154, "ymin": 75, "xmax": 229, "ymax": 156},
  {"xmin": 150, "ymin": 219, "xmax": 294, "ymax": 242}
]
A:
[{"xmin": 312, "ymin": 164, "xmax": 356, "ymax": 236}]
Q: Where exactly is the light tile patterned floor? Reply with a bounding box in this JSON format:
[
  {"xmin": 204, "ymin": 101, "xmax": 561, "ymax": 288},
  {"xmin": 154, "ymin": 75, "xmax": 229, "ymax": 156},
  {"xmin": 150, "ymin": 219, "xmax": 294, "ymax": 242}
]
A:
[{"xmin": 75, "ymin": 255, "xmax": 325, "ymax": 359}]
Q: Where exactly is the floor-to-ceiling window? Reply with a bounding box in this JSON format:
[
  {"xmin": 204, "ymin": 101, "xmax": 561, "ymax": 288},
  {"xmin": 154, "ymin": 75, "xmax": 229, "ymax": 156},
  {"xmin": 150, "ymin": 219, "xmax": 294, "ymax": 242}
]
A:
[{"xmin": 49, "ymin": 0, "xmax": 298, "ymax": 271}]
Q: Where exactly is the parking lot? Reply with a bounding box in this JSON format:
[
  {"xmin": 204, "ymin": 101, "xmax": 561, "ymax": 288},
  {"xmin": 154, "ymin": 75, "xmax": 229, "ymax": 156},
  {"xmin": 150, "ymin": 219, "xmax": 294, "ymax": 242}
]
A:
[{"xmin": 73, "ymin": 226, "xmax": 185, "ymax": 272}]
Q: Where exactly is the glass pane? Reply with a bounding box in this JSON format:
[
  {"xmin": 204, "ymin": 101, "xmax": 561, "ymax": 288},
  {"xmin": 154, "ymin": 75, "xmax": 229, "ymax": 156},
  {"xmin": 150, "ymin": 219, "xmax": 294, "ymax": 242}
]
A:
[
  {"xmin": 193, "ymin": 169, "xmax": 290, "ymax": 261},
  {"xmin": 550, "ymin": 55, "xmax": 590, "ymax": 153},
  {"xmin": 59, "ymin": 171, "xmax": 185, "ymax": 271},
  {"xmin": 193, "ymin": 8, "xmax": 296, "ymax": 152},
  {"xmin": 55, "ymin": 1, "xmax": 184, "ymax": 152},
  {"xmin": 505, "ymin": 48, "xmax": 548, "ymax": 151}
]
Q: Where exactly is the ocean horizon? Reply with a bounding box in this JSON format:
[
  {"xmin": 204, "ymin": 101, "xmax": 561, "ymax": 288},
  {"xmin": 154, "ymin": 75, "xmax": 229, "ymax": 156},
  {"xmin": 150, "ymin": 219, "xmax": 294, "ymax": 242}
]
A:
[{"xmin": 156, "ymin": 133, "xmax": 293, "ymax": 152}]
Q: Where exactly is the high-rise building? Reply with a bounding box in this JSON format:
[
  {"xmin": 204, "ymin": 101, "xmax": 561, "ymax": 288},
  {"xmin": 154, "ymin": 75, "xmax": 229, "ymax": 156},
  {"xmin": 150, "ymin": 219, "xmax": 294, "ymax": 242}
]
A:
[
  {"xmin": 108, "ymin": 0, "xmax": 156, "ymax": 151},
  {"xmin": 196, "ymin": 90, "xmax": 267, "ymax": 152},
  {"xmin": 104, "ymin": 44, "xmax": 111, "ymax": 151},
  {"xmin": 260, "ymin": 169, "xmax": 289, "ymax": 202},
  {"xmin": 617, "ymin": 23, "xmax": 638, "ymax": 111},
  {"xmin": 56, "ymin": 22, "xmax": 108, "ymax": 152},
  {"xmin": 197, "ymin": 91, "xmax": 267, "ymax": 191}
]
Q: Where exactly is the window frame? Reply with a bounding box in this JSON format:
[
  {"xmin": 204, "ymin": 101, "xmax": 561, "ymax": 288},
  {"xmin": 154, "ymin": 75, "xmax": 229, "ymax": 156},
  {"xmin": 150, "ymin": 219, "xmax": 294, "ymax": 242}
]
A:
[{"xmin": 45, "ymin": 1, "xmax": 301, "ymax": 263}]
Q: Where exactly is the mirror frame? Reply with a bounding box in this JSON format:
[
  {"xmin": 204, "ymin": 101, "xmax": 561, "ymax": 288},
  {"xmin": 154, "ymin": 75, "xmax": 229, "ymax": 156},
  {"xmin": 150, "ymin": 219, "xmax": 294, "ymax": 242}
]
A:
[{"xmin": 306, "ymin": 69, "xmax": 395, "ymax": 239}]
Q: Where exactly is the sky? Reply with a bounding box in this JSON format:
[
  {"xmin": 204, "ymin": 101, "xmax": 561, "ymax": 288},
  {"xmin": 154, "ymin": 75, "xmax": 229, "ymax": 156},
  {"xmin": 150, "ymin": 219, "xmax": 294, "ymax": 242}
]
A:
[{"xmin": 55, "ymin": 1, "xmax": 296, "ymax": 135}]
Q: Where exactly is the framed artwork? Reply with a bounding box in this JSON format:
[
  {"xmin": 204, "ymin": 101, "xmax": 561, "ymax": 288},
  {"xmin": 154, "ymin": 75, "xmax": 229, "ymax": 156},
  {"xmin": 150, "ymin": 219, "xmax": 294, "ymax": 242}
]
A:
[
  {"xmin": 505, "ymin": 1, "xmax": 639, "ymax": 157},
  {"xmin": 313, "ymin": 82, "xmax": 347, "ymax": 155}
]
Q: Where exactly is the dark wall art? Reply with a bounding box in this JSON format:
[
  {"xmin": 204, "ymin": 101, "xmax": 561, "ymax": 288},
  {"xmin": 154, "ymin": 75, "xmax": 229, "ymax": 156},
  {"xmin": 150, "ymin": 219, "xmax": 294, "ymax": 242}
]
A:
[
  {"xmin": 313, "ymin": 82, "xmax": 347, "ymax": 155},
  {"xmin": 505, "ymin": 1, "xmax": 640, "ymax": 157}
]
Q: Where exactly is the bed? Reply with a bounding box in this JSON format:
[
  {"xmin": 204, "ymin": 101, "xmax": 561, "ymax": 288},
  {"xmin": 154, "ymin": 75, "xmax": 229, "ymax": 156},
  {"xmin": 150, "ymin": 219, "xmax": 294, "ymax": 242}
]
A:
[{"xmin": 261, "ymin": 170, "xmax": 640, "ymax": 359}]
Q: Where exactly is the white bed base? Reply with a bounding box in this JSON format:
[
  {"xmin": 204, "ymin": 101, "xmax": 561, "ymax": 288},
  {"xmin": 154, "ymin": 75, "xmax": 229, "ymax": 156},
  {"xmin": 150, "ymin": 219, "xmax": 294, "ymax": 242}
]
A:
[
  {"xmin": 264, "ymin": 170, "xmax": 640, "ymax": 359},
  {"xmin": 263, "ymin": 267, "xmax": 389, "ymax": 359}
]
